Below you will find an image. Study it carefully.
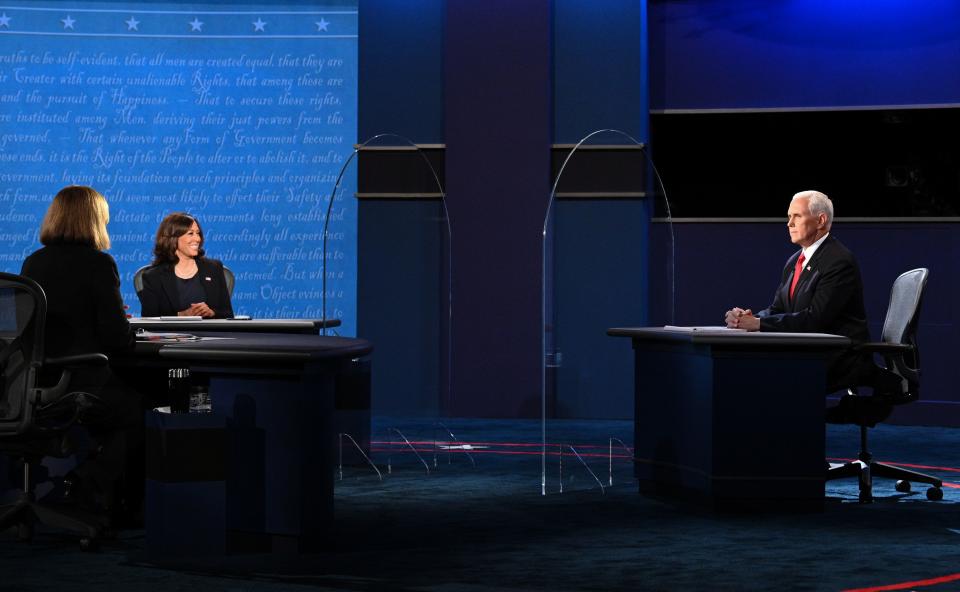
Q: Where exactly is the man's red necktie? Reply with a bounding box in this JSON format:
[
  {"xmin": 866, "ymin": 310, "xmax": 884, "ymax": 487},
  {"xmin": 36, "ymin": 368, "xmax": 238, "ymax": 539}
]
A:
[{"xmin": 789, "ymin": 253, "xmax": 806, "ymax": 300}]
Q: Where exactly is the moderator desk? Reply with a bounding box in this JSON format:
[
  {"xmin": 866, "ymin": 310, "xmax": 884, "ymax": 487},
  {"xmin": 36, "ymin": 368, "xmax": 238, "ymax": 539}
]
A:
[
  {"xmin": 132, "ymin": 332, "xmax": 372, "ymax": 553},
  {"xmin": 129, "ymin": 317, "xmax": 369, "ymax": 469},
  {"xmin": 130, "ymin": 317, "xmax": 341, "ymax": 335},
  {"xmin": 607, "ymin": 327, "xmax": 850, "ymax": 511}
]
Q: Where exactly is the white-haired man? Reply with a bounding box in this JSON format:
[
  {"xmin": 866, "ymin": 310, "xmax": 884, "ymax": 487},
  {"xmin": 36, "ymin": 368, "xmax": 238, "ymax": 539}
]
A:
[{"xmin": 723, "ymin": 190, "xmax": 872, "ymax": 391}]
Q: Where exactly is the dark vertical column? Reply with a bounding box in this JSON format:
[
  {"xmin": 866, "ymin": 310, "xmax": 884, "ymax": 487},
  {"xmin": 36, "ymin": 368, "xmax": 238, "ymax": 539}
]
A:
[{"xmin": 445, "ymin": 1, "xmax": 553, "ymax": 417}]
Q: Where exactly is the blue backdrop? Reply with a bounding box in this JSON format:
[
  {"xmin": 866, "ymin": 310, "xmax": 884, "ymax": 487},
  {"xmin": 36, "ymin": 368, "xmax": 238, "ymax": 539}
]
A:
[{"xmin": 0, "ymin": 1, "xmax": 358, "ymax": 331}]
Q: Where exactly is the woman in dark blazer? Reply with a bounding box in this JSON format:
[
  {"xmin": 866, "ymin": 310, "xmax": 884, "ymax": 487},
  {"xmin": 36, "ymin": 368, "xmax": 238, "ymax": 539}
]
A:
[
  {"xmin": 138, "ymin": 212, "xmax": 234, "ymax": 318},
  {"xmin": 20, "ymin": 185, "xmax": 140, "ymax": 514}
]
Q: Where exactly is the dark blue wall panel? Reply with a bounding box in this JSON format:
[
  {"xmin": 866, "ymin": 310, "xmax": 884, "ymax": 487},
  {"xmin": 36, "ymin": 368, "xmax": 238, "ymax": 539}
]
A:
[
  {"xmin": 649, "ymin": 0, "xmax": 960, "ymax": 110},
  {"xmin": 554, "ymin": 0, "xmax": 648, "ymax": 142},
  {"xmin": 357, "ymin": 200, "xmax": 442, "ymax": 416},
  {"xmin": 554, "ymin": 200, "xmax": 647, "ymax": 419},
  {"xmin": 358, "ymin": 0, "xmax": 444, "ymax": 142}
]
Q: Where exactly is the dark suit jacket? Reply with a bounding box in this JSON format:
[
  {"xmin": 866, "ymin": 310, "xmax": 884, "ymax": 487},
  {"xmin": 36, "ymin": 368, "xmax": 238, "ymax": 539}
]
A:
[
  {"xmin": 756, "ymin": 234, "xmax": 872, "ymax": 390},
  {"xmin": 138, "ymin": 257, "xmax": 234, "ymax": 318},
  {"xmin": 21, "ymin": 242, "xmax": 134, "ymax": 379}
]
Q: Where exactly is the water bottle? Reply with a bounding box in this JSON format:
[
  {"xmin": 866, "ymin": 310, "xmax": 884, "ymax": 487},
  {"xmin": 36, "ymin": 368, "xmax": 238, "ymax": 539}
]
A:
[
  {"xmin": 168, "ymin": 368, "xmax": 190, "ymax": 413},
  {"xmin": 189, "ymin": 385, "xmax": 211, "ymax": 413}
]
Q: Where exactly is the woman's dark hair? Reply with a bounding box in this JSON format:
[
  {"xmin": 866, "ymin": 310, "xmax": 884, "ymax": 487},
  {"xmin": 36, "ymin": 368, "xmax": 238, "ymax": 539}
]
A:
[{"xmin": 151, "ymin": 212, "xmax": 205, "ymax": 265}]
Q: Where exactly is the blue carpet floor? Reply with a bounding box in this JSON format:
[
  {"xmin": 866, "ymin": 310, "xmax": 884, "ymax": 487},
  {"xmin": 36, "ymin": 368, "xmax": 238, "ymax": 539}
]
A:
[{"xmin": 3, "ymin": 418, "xmax": 960, "ymax": 591}]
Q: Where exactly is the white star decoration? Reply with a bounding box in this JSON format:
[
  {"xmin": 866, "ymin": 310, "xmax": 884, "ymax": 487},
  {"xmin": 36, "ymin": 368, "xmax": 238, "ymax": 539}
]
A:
[{"xmin": 0, "ymin": 11, "xmax": 348, "ymax": 36}]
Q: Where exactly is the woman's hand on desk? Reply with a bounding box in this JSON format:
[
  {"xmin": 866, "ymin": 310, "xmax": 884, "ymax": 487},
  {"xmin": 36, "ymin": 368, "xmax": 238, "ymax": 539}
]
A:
[{"xmin": 180, "ymin": 302, "xmax": 215, "ymax": 318}]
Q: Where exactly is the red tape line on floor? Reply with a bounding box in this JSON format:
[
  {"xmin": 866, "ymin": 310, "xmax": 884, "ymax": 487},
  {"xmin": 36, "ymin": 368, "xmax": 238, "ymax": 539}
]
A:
[{"xmin": 843, "ymin": 572, "xmax": 960, "ymax": 592}]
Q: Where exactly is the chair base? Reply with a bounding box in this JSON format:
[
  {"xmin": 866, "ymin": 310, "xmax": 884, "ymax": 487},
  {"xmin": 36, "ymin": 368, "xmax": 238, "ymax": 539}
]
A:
[
  {"xmin": 827, "ymin": 459, "xmax": 943, "ymax": 503},
  {"xmin": 0, "ymin": 491, "xmax": 108, "ymax": 549}
]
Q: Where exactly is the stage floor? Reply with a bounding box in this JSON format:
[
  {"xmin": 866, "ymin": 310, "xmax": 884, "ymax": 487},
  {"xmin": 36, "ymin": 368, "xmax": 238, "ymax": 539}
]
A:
[{"xmin": 4, "ymin": 418, "xmax": 960, "ymax": 592}]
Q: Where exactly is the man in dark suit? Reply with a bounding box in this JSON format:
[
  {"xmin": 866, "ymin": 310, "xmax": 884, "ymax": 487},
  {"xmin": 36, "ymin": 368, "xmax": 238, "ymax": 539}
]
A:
[{"xmin": 723, "ymin": 190, "xmax": 874, "ymax": 391}]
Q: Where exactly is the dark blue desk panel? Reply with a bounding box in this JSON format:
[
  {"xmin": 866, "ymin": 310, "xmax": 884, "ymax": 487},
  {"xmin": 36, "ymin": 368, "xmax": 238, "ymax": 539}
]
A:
[{"xmin": 608, "ymin": 328, "xmax": 849, "ymax": 511}]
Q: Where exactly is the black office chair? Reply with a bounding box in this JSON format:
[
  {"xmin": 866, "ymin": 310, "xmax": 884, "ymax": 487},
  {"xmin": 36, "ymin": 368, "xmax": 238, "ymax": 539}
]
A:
[
  {"xmin": 132, "ymin": 264, "xmax": 235, "ymax": 296},
  {"xmin": 0, "ymin": 272, "xmax": 110, "ymax": 549},
  {"xmin": 222, "ymin": 265, "xmax": 235, "ymax": 296},
  {"xmin": 826, "ymin": 268, "xmax": 942, "ymax": 503}
]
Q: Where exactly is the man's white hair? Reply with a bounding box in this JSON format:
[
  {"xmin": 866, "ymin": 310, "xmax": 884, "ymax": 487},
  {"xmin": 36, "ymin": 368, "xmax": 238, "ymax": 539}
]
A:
[{"xmin": 792, "ymin": 190, "xmax": 833, "ymax": 228}]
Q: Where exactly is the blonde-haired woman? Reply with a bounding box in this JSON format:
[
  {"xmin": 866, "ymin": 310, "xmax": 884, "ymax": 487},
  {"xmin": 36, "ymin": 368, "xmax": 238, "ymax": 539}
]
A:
[{"xmin": 21, "ymin": 185, "xmax": 140, "ymax": 517}]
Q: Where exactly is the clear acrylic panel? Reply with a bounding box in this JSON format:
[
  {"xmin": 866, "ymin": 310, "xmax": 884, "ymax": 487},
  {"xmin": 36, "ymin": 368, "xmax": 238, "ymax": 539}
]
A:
[
  {"xmin": 541, "ymin": 129, "xmax": 675, "ymax": 494},
  {"xmin": 323, "ymin": 134, "xmax": 452, "ymax": 479}
]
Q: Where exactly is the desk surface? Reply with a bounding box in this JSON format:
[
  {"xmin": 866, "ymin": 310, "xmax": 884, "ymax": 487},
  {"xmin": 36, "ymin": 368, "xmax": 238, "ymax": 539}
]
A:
[
  {"xmin": 607, "ymin": 326, "xmax": 850, "ymax": 348},
  {"xmin": 134, "ymin": 331, "xmax": 372, "ymax": 363},
  {"xmin": 131, "ymin": 318, "xmax": 341, "ymax": 334}
]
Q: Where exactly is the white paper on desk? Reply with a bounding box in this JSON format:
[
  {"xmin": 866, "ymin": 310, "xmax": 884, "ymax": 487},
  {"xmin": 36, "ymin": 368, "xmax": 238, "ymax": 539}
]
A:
[
  {"xmin": 135, "ymin": 330, "xmax": 200, "ymax": 342},
  {"xmin": 663, "ymin": 325, "xmax": 746, "ymax": 332},
  {"xmin": 133, "ymin": 316, "xmax": 204, "ymax": 321}
]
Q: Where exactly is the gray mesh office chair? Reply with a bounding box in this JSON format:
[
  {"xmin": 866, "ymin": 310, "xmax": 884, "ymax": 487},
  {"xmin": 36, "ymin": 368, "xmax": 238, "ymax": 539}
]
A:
[{"xmin": 826, "ymin": 268, "xmax": 942, "ymax": 502}]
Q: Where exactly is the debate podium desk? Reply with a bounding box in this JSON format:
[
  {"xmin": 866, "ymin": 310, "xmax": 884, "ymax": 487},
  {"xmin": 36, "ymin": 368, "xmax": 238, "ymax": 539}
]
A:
[
  {"xmin": 607, "ymin": 327, "xmax": 850, "ymax": 511},
  {"xmin": 131, "ymin": 332, "xmax": 372, "ymax": 553}
]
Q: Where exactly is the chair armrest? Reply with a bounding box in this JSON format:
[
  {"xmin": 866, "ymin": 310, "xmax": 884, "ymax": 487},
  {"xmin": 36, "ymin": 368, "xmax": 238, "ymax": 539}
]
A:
[
  {"xmin": 35, "ymin": 353, "xmax": 108, "ymax": 407},
  {"xmin": 44, "ymin": 353, "xmax": 109, "ymax": 367},
  {"xmin": 851, "ymin": 342, "xmax": 914, "ymax": 355}
]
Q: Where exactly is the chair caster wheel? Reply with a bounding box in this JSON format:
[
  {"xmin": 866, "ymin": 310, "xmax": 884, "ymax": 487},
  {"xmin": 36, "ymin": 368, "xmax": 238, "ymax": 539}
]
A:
[
  {"xmin": 926, "ymin": 487, "xmax": 943, "ymax": 501},
  {"xmin": 895, "ymin": 480, "xmax": 911, "ymax": 493},
  {"xmin": 79, "ymin": 537, "xmax": 100, "ymax": 552}
]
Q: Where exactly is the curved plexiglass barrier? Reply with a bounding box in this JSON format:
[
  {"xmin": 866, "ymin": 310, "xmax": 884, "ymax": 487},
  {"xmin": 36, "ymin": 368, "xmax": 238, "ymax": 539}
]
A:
[
  {"xmin": 541, "ymin": 129, "xmax": 675, "ymax": 494},
  {"xmin": 323, "ymin": 134, "xmax": 453, "ymax": 478}
]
